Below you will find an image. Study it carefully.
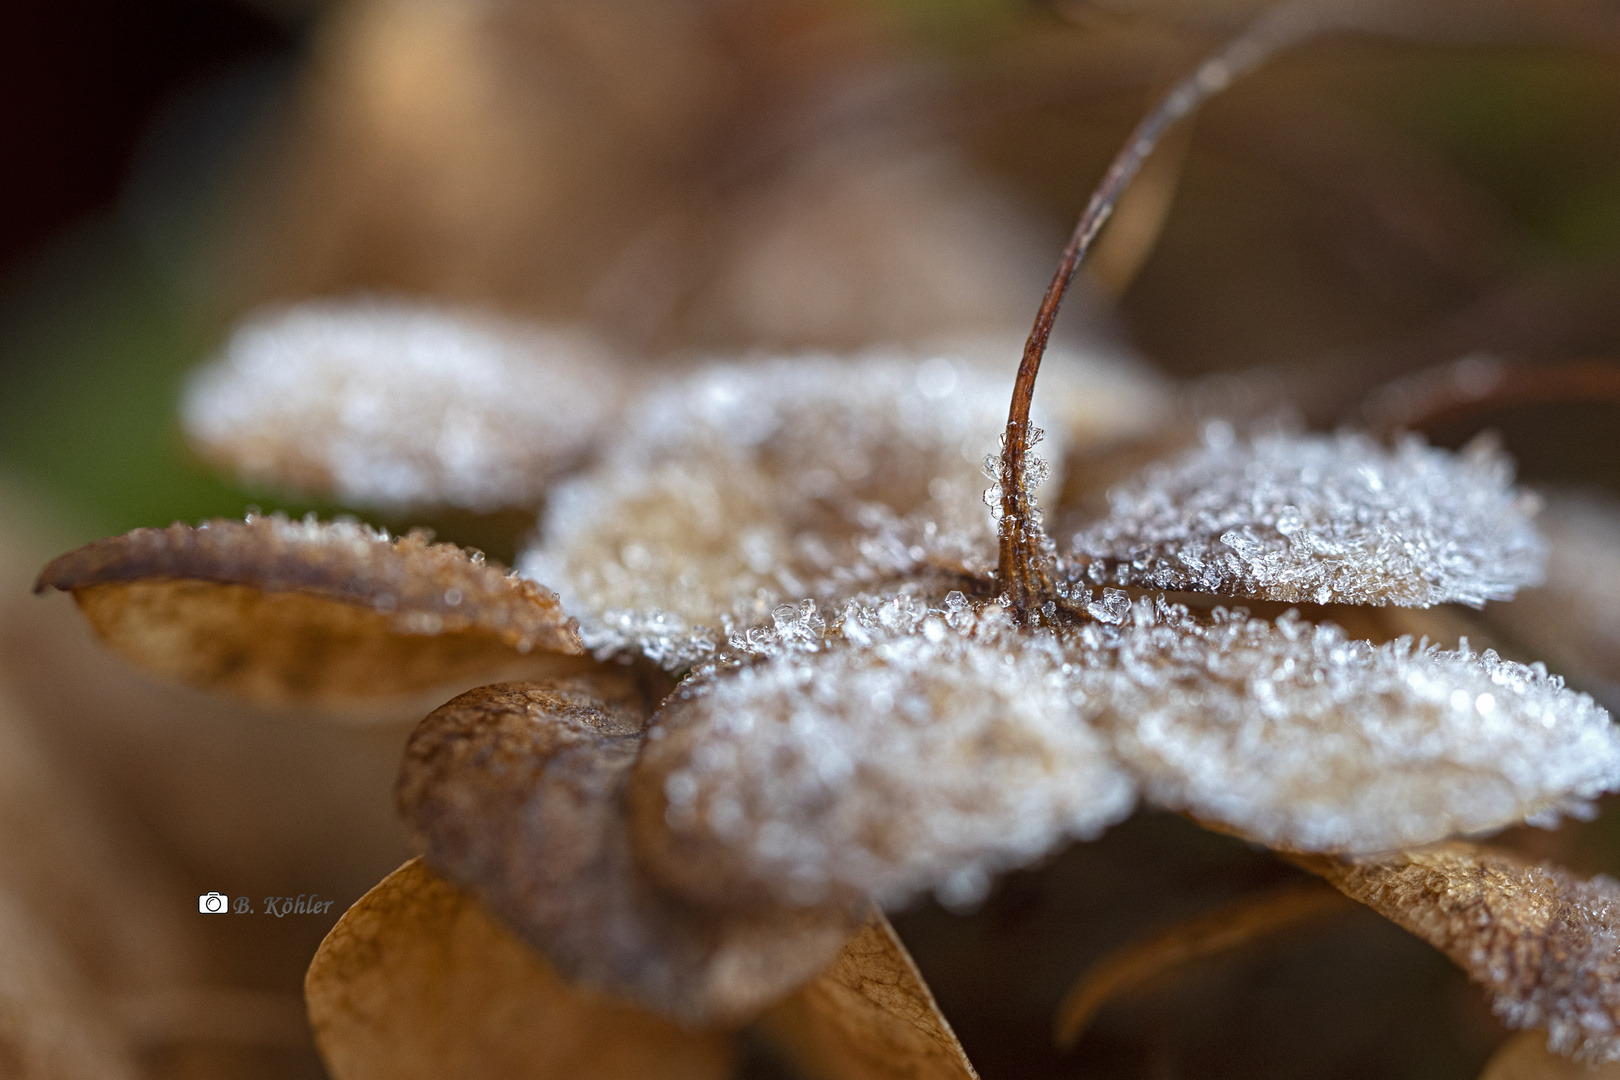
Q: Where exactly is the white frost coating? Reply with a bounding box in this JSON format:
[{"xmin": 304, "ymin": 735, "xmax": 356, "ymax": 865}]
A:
[
  {"xmin": 522, "ymin": 355, "xmax": 1066, "ymax": 668},
  {"xmin": 1082, "ymin": 598, "xmax": 1620, "ymax": 853},
  {"xmin": 637, "ymin": 594, "xmax": 1136, "ymax": 910},
  {"xmin": 1067, "ymin": 427, "xmax": 1545, "ymax": 607},
  {"xmin": 183, "ymin": 299, "xmax": 624, "ymax": 511},
  {"xmin": 1489, "ymin": 867, "xmax": 1620, "ymax": 1064}
]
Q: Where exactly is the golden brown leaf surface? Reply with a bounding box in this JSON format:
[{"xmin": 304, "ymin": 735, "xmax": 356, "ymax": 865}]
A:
[
  {"xmin": 35, "ymin": 516, "xmax": 582, "ymax": 703},
  {"xmin": 761, "ymin": 909, "xmax": 980, "ymax": 1080},
  {"xmin": 1053, "ymin": 882, "xmax": 1353, "ymax": 1050},
  {"xmin": 305, "ymin": 856, "xmax": 734, "ymax": 1080},
  {"xmin": 1302, "ymin": 843, "xmax": 1620, "ymax": 1062},
  {"xmin": 1480, "ymin": 1032, "xmax": 1620, "ymax": 1079},
  {"xmin": 397, "ymin": 678, "xmax": 857, "ymax": 1028}
]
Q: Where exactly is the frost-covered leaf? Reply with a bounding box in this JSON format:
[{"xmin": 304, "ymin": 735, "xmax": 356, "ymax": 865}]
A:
[
  {"xmin": 1486, "ymin": 492, "xmax": 1620, "ymax": 708},
  {"xmin": 628, "ymin": 594, "xmax": 1136, "ymax": 911},
  {"xmin": 1066, "ymin": 428, "xmax": 1544, "ymax": 607},
  {"xmin": 760, "ymin": 908, "xmax": 980, "ymax": 1080},
  {"xmin": 184, "ymin": 300, "xmax": 624, "ymax": 512},
  {"xmin": 35, "ymin": 515, "xmax": 582, "ymax": 703},
  {"xmin": 1084, "ymin": 598, "xmax": 1620, "ymax": 853},
  {"xmin": 396, "ymin": 677, "xmax": 856, "ymax": 1027},
  {"xmin": 1303, "ymin": 844, "xmax": 1620, "ymax": 1064},
  {"xmin": 522, "ymin": 355, "xmax": 1065, "ymax": 668},
  {"xmin": 305, "ymin": 856, "xmax": 735, "ymax": 1080},
  {"xmin": 1052, "ymin": 882, "xmax": 1351, "ymax": 1050}
]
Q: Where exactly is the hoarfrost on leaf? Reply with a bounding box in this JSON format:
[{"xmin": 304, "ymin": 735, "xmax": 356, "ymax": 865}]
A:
[
  {"xmin": 628, "ymin": 594, "xmax": 1136, "ymax": 911},
  {"xmin": 522, "ymin": 355, "xmax": 1068, "ymax": 668},
  {"xmin": 1309, "ymin": 844, "xmax": 1620, "ymax": 1064},
  {"xmin": 1085, "ymin": 602, "xmax": 1620, "ymax": 853},
  {"xmin": 1066, "ymin": 428, "xmax": 1545, "ymax": 607},
  {"xmin": 184, "ymin": 299, "xmax": 625, "ymax": 512}
]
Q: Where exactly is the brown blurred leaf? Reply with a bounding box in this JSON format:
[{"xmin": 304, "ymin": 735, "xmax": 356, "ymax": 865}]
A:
[
  {"xmin": 1053, "ymin": 880, "xmax": 1352, "ymax": 1050},
  {"xmin": 397, "ymin": 677, "xmax": 857, "ymax": 1028},
  {"xmin": 1301, "ymin": 843, "xmax": 1620, "ymax": 1062},
  {"xmin": 760, "ymin": 908, "xmax": 980, "ymax": 1080},
  {"xmin": 1480, "ymin": 1031, "xmax": 1620, "ymax": 1079},
  {"xmin": 35, "ymin": 516, "xmax": 583, "ymax": 703},
  {"xmin": 306, "ymin": 856, "xmax": 735, "ymax": 1080}
]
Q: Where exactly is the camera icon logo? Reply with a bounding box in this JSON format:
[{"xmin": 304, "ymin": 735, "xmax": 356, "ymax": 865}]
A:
[{"xmin": 198, "ymin": 892, "xmax": 230, "ymax": 914}]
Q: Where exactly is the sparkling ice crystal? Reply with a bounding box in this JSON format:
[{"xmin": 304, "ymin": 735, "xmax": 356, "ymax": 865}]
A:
[{"xmin": 1068, "ymin": 427, "xmax": 1545, "ymax": 607}]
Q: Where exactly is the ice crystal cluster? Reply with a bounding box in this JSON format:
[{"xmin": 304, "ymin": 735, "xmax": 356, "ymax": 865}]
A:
[
  {"xmin": 627, "ymin": 584, "xmax": 1620, "ymax": 913},
  {"xmin": 1082, "ymin": 603, "xmax": 1620, "ymax": 853},
  {"xmin": 634, "ymin": 593, "xmax": 1136, "ymax": 911},
  {"xmin": 1490, "ymin": 864, "xmax": 1620, "ymax": 1062},
  {"xmin": 184, "ymin": 301, "xmax": 624, "ymax": 511},
  {"xmin": 523, "ymin": 356, "xmax": 1067, "ymax": 668},
  {"xmin": 1068, "ymin": 425, "xmax": 1545, "ymax": 607}
]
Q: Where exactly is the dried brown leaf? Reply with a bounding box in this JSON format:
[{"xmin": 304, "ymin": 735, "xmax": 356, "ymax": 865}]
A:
[
  {"xmin": 1480, "ymin": 1031, "xmax": 1620, "ymax": 1080},
  {"xmin": 35, "ymin": 515, "xmax": 582, "ymax": 703},
  {"xmin": 396, "ymin": 677, "xmax": 857, "ymax": 1028},
  {"xmin": 1052, "ymin": 881, "xmax": 1352, "ymax": 1050},
  {"xmin": 305, "ymin": 856, "xmax": 734, "ymax": 1080},
  {"xmin": 1301, "ymin": 843, "xmax": 1620, "ymax": 1063},
  {"xmin": 759, "ymin": 908, "xmax": 980, "ymax": 1080}
]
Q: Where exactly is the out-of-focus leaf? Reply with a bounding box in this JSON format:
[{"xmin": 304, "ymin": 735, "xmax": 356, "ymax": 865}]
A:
[
  {"xmin": 760, "ymin": 908, "xmax": 980, "ymax": 1080},
  {"xmin": 397, "ymin": 677, "xmax": 857, "ymax": 1028},
  {"xmin": 1485, "ymin": 491, "xmax": 1620, "ymax": 710},
  {"xmin": 1301, "ymin": 843, "xmax": 1620, "ymax": 1063},
  {"xmin": 305, "ymin": 856, "xmax": 735, "ymax": 1080},
  {"xmin": 34, "ymin": 515, "xmax": 583, "ymax": 703},
  {"xmin": 1479, "ymin": 1031, "xmax": 1620, "ymax": 1079},
  {"xmin": 1052, "ymin": 881, "xmax": 1352, "ymax": 1050},
  {"xmin": 1065, "ymin": 429, "xmax": 1544, "ymax": 607},
  {"xmin": 522, "ymin": 355, "xmax": 1071, "ymax": 669},
  {"xmin": 184, "ymin": 299, "xmax": 626, "ymax": 513}
]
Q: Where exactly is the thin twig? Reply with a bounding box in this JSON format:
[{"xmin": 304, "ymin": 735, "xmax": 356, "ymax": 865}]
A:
[{"xmin": 1357, "ymin": 355, "xmax": 1620, "ymax": 437}]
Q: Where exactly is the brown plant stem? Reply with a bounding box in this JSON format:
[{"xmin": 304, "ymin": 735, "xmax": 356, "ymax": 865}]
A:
[
  {"xmin": 1052, "ymin": 881, "xmax": 1352, "ymax": 1052},
  {"xmin": 1357, "ymin": 356, "xmax": 1620, "ymax": 437},
  {"xmin": 995, "ymin": 0, "xmax": 1355, "ymax": 621}
]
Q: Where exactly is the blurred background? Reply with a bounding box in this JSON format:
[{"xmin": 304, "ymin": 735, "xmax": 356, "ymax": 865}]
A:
[
  {"xmin": 6, "ymin": 0, "xmax": 1620, "ymax": 542},
  {"xmin": 4, "ymin": 1, "xmax": 1620, "ymax": 1077}
]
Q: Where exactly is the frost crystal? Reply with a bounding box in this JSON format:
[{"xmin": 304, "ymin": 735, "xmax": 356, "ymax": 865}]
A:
[
  {"xmin": 1067, "ymin": 428, "xmax": 1545, "ymax": 607},
  {"xmin": 522, "ymin": 355, "xmax": 1065, "ymax": 667},
  {"xmin": 630, "ymin": 594, "xmax": 1136, "ymax": 910},
  {"xmin": 1083, "ymin": 601, "xmax": 1620, "ymax": 853},
  {"xmin": 184, "ymin": 299, "xmax": 624, "ymax": 511},
  {"xmin": 1318, "ymin": 846, "xmax": 1620, "ymax": 1064}
]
